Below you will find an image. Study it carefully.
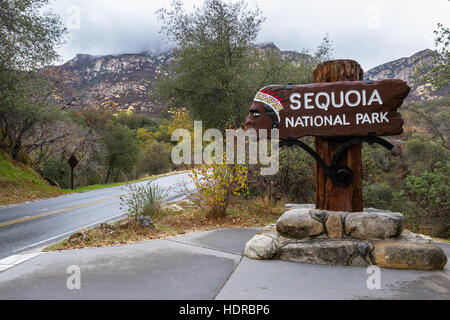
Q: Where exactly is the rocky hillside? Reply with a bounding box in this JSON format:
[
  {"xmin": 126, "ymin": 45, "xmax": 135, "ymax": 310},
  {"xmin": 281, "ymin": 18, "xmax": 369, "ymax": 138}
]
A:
[
  {"xmin": 46, "ymin": 46, "xmax": 447, "ymax": 116},
  {"xmin": 46, "ymin": 52, "xmax": 173, "ymax": 116},
  {"xmin": 46, "ymin": 44, "xmax": 312, "ymax": 116},
  {"xmin": 365, "ymin": 49, "xmax": 449, "ymax": 101}
]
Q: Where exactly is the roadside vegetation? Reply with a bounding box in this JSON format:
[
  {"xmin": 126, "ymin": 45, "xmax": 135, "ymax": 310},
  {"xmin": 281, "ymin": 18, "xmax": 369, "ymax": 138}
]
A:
[
  {"xmin": 45, "ymin": 196, "xmax": 284, "ymax": 252},
  {"xmin": 363, "ymin": 98, "xmax": 449, "ymax": 237}
]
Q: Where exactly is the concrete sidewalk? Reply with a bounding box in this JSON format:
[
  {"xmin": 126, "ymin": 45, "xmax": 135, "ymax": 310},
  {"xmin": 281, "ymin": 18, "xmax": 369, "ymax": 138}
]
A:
[{"xmin": 0, "ymin": 228, "xmax": 449, "ymax": 300}]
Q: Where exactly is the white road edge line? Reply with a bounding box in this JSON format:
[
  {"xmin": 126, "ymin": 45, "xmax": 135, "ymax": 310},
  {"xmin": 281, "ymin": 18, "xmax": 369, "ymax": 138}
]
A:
[{"xmin": 12, "ymin": 211, "xmax": 128, "ymax": 254}]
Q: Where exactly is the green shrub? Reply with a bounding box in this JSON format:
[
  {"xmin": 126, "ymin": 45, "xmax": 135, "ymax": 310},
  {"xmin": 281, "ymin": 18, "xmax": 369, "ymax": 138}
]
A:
[
  {"xmin": 120, "ymin": 182, "xmax": 167, "ymax": 222},
  {"xmin": 406, "ymin": 161, "xmax": 449, "ymax": 220},
  {"xmin": 363, "ymin": 182, "xmax": 394, "ymax": 210},
  {"xmin": 391, "ymin": 161, "xmax": 450, "ymax": 238},
  {"xmin": 404, "ymin": 135, "xmax": 449, "ymax": 176},
  {"xmin": 139, "ymin": 140, "xmax": 173, "ymax": 175},
  {"xmin": 391, "ymin": 190, "xmax": 424, "ymax": 230}
]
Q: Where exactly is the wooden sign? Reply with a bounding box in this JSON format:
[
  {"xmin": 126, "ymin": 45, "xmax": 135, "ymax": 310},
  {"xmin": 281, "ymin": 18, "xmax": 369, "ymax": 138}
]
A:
[
  {"xmin": 245, "ymin": 79, "xmax": 410, "ymax": 138},
  {"xmin": 246, "ymin": 59, "xmax": 410, "ymax": 213}
]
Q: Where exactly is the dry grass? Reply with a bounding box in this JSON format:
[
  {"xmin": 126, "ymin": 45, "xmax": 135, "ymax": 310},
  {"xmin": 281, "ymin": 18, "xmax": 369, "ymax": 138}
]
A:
[
  {"xmin": 44, "ymin": 197, "xmax": 284, "ymax": 252},
  {"xmin": 0, "ymin": 180, "xmax": 63, "ymax": 206}
]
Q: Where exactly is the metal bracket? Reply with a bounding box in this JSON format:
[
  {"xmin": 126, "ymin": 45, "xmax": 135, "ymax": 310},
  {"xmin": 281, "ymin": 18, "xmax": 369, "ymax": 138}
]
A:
[{"xmin": 280, "ymin": 134, "xmax": 394, "ymax": 187}]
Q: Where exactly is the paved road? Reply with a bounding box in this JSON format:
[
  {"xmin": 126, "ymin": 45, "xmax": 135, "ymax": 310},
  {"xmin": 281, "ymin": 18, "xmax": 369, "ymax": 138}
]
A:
[
  {"xmin": 0, "ymin": 228, "xmax": 448, "ymax": 300},
  {"xmin": 0, "ymin": 172, "xmax": 194, "ymax": 260}
]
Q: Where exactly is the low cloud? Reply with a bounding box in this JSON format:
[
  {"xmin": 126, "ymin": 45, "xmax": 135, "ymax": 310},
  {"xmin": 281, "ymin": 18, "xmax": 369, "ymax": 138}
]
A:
[{"xmin": 50, "ymin": 0, "xmax": 449, "ymax": 70}]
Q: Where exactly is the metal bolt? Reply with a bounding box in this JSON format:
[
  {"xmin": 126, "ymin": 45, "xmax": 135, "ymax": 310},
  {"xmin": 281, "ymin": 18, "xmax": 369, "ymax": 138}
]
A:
[{"xmin": 337, "ymin": 169, "xmax": 349, "ymax": 181}]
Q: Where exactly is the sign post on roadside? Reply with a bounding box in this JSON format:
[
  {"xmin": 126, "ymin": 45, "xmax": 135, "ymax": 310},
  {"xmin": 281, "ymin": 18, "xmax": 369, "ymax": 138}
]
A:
[{"xmin": 67, "ymin": 155, "xmax": 79, "ymax": 190}]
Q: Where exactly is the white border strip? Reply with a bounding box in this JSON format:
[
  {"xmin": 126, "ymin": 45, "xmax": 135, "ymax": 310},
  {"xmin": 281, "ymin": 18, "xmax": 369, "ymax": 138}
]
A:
[{"xmin": 0, "ymin": 253, "xmax": 42, "ymax": 272}]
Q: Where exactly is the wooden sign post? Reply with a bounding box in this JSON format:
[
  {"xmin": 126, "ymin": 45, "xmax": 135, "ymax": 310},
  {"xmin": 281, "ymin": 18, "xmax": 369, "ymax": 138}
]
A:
[
  {"xmin": 245, "ymin": 59, "xmax": 410, "ymax": 212},
  {"xmin": 67, "ymin": 155, "xmax": 79, "ymax": 190},
  {"xmin": 314, "ymin": 60, "xmax": 364, "ymax": 212}
]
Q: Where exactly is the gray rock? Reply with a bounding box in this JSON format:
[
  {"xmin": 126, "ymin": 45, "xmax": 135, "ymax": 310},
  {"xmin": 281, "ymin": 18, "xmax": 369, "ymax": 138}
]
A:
[
  {"xmin": 278, "ymin": 239, "xmax": 359, "ymax": 266},
  {"xmin": 349, "ymin": 255, "xmax": 370, "ymax": 268},
  {"xmin": 245, "ymin": 222, "xmax": 446, "ymax": 271},
  {"xmin": 137, "ymin": 216, "xmax": 154, "ymax": 228},
  {"xmin": 326, "ymin": 214, "xmax": 343, "ymax": 239},
  {"xmin": 371, "ymin": 236, "xmax": 448, "ymax": 271},
  {"xmin": 399, "ymin": 231, "xmax": 433, "ymax": 243},
  {"xmin": 259, "ymin": 224, "xmax": 277, "ymax": 234},
  {"xmin": 244, "ymin": 235, "xmax": 278, "ymax": 260},
  {"xmin": 312, "ymin": 210, "xmax": 328, "ymax": 223},
  {"xmin": 285, "ymin": 204, "xmax": 315, "ymax": 211},
  {"xmin": 277, "ymin": 209, "xmax": 324, "ymax": 238},
  {"xmin": 345, "ymin": 211, "xmax": 405, "ymax": 239},
  {"xmin": 357, "ymin": 242, "xmax": 371, "ymax": 255},
  {"xmin": 364, "ymin": 208, "xmax": 387, "ymax": 213}
]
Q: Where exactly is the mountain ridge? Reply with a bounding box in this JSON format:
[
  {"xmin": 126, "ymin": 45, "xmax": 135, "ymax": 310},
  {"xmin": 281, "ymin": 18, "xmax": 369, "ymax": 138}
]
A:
[
  {"xmin": 364, "ymin": 49, "xmax": 448, "ymax": 101},
  {"xmin": 46, "ymin": 45, "xmax": 447, "ymax": 116}
]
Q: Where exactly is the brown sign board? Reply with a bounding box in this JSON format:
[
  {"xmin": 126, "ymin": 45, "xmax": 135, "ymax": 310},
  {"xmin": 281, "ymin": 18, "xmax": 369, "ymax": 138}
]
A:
[
  {"xmin": 245, "ymin": 79, "xmax": 410, "ymax": 139},
  {"xmin": 67, "ymin": 155, "xmax": 79, "ymax": 168}
]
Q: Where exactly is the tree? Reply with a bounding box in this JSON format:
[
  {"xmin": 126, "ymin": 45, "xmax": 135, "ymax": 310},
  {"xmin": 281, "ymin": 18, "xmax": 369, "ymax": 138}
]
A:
[
  {"xmin": 101, "ymin": 124, "xmax": 141, "ymax": 183},
  {"xmin": 247, "ymin": 35, "xmax": 333, "ymax": 92},
  {"xmin": 0, "ymin": 0, "xmax": 67, "ymax": 160},
  {"xmin": 313, "ymin": 33, "xmax": 334, "ymax": 63},
  {"xmin": 414, "ymin": 23, "xmax": 449, "ymax": 91},
  {"xmin": 74, "ymin": 107, "xmax": 114, "ymax": 133},
  {"xmin": 115, "ymin": 112, "xmax": 160, "ymax": 131},
  {"xmin": 155, "ymin": 0, "xmax": 333, "ymax": 130},
  {"xmin": 155, "ymin": 0, "xmax": 265, "ymax": 129},
  {"xmin": 0, "ymin": 73, "xmax": 68, "ymax": 160},
  {"xmin": 41, "ymin": 156, "xmax": 71, "ymax": 188},
  {"xmin": 249, "ymin": 48, "xmax": 313, "ymax": 90},
  {"xmin": 0, "ymin": 0, "xmax": 66, "ymax": 71}
]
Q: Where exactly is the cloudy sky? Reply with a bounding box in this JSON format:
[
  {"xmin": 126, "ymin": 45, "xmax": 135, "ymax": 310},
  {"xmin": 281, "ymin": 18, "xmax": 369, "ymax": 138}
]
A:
[{"xmin": 49, "ymin": 0, "xmax": 449, "ymax": 71}]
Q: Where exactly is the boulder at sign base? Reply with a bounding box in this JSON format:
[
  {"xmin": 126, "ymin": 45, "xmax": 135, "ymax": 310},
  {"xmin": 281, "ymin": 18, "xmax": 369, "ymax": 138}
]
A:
[
  {"xmin": 326, "ymin": 214, "xmax": 343, "ymax": 239},
  {"xmin": 245, "ymin": 206, "xmax": 446, "ymax": 271},
  {"xmin": 371, "ymin": 238, "xmax": 447, "ymax": 271},
  {"xmin": 244, "ymin": 234, "xmax": 278, "ymax": 260},
  {"xmin": 278, "ymin": 239, "xmax": 369, "ymax": 266},
  {"xmin": 277, "ymin": 209, "xmax": 324, "ymax": 238},
  {"xmin": 345, "ymin": 211, "xmax": 405, "ymax": 239}
]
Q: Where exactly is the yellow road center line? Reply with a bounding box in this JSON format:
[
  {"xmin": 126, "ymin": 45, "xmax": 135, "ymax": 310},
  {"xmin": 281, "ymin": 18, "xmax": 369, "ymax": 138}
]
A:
[{"xmin": 0, "ymin": 195, "xmax": 122, "ymax": 229}]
